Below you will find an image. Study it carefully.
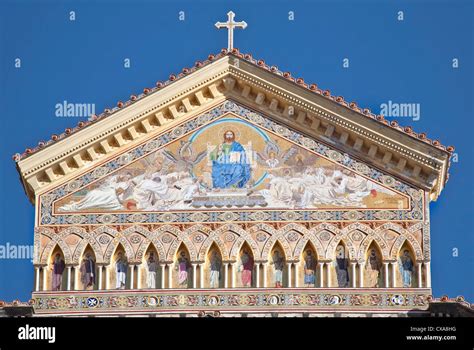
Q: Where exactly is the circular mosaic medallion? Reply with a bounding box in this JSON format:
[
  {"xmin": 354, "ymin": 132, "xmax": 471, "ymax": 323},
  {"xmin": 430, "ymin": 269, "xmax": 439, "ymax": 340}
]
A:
[
  {"xmin": 161, "ymin": 234, "xmax": 173, "ymax": 244},
  {"xmin": 256, "ymin": 232, "xmax": 267, "ymax": 242},
  {"xmin": 66, "ymin": 180, "xmax": 82, "ymax": 192},
  {"xmin": 224, "ymin": 233, "xmax": 235, "ymax": 242},
  {"xmin": 86, "ymin": 297, "xmax": 99, "ymax": 308},
  {"xmin": 92, "ymin": 167, "xmax": 108, "ymax": 178},
  {"xmin": 207, "ymin": 295, "xmax": 219, "ymax": 306},
  {"xmin": 351, "ymin": 231, "xmax": 363, "ymax": 241},
  {"xmin": 391, "ymin": 295, "xmax": 404, "ymax": 305},
  {"xmin": 130, "ymin": 235, "xmax": 142, "ymax": 244},
  {"xmin": 193, "ymin": 234, "xmax": 204, "ymax": 243},
  {"xmin": 319, "ymin": 231, "xmax": 331, "ymax": 241},
  {"xmin": 268, "ymin": 295, "xmax": 280, "ymax": 306},
  {"xmin": 287, "ymin": 231, "xmax": 299, "ymax": 242},
  {"xmin": 147, "ymin": 296, "xmax": 158, "ymax": 306},
  {"xmin": 171, "ymin": 126, "xmax": 185, "ymax": 138},
  {"xmin": 98, "ymin": 235, "xmax": 111, "ymax": 245},
  {"xmin": 328, "ymin": 295, "xmax": 341, "ymax": 305}
]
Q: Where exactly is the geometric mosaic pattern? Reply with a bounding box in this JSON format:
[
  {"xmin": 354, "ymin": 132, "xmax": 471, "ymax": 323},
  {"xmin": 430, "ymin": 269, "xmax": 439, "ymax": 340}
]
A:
[{"xmin": 31, "ymin": 288, "xmax": 431, "ymax": 315}]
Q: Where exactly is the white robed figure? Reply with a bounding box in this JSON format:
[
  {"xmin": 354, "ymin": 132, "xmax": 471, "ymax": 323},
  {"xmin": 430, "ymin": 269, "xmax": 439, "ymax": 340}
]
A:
[
  {"xmin": 146, "ymin": 252, "xmax": 157, "ymax": 289},
  {"xmin": 115, "ymin": 252, "xmax": 128, "ymax": 289},
  {"xmin": 58, "ymin": 174, "xmax": 132, "ymax": 212},
  {"xmin": 209, "ymin": 251, "xmax": 222, "ymax": 288}
]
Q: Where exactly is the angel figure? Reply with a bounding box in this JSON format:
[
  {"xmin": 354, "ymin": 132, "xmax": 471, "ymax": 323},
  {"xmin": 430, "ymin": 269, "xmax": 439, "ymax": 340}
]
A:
[
  {"xmin": 161, "ymin": 140, "xmax": 207, "ymax": 173},
  {"xmin": 255, "ymin": 139, "xmax": 298, "ymax": 170}
]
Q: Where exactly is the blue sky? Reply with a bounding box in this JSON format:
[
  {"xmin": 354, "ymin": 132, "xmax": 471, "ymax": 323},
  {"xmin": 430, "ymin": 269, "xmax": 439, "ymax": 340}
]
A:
[{"xmin": 0, "ymin": 0, "xmax": 472, "ymax": 302}]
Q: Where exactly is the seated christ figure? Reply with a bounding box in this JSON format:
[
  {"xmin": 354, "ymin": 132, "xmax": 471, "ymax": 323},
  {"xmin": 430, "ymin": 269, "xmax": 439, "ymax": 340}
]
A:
[{"xmin": 209, "ymin": 130, "xmax": 251, "ymax": 189}]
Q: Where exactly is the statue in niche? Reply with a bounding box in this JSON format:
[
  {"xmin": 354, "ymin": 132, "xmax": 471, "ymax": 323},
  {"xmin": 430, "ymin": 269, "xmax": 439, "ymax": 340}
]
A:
[
  {"xmin": 115, "ymin": 252, "xmax": 128, "ymax": 290},
  {"xmin": 303, "ymin": 250, "xmax": 316, "ymax": 287},
  {"xmin": 175, "ymin": 251, "xmax": 191, "ymax": 288},
  {"xmin": 146, "ymin": 252, "xmax": 157, "ymax": 289},
  {"xmin": 398, "ymin": 249, "xmax": 414, "ymax": 287},
  {"xmin": 209, "ymin": 251, "xmax": 222, "ymax": 288},
  {"xmin": 271, "ymin": 250, "xmax": 285, "ymax": 288},
  {"xmin": 51, "ymin": 253, "xmax": 65, "ymax": 291},
  {"xmin": 365, "ymin": 249, "xmax": 382, "ymax": 287},
  {"xmin": 334, "ymin": 245, "xmax": 349, "ymax": 287},
  {"xmin": 238, "ymin": 249, "xmax": 254, "ymax": 287},
  {"xmin": 80, "ymin": 253, "xmax": 95, "ymax": 290}
]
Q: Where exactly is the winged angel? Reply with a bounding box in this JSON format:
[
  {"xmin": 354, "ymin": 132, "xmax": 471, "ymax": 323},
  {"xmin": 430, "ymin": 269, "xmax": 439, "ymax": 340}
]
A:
[
  {"xmin": 255, "ymin": 139, "xmax": 298, "ymax": 170},
  {"xmin": 161, "ymin": 140, "xmax": 207, "ymax": 173}
]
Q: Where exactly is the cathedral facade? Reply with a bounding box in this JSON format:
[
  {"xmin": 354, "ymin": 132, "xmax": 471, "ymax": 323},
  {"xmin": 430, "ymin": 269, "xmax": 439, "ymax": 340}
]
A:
[{"xmin": 13, "ymin": 49, "xmax": 454, "ymax": 317}]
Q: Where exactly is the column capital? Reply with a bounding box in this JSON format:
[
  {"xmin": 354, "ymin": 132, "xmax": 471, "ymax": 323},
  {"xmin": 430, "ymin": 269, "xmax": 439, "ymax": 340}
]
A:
[{"xmin": 254, "ymin": 260, "xmax": 267, "ymax": 264}]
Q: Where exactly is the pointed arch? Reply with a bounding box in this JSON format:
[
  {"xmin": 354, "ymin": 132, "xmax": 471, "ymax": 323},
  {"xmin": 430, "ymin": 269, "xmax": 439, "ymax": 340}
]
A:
[
  {"xmin": 357, "ymin": 232, "xmax": 389, "ymax": 260},
  {"xmin": 103, "ymin": 234, "xmax": 135, "ymax": 264},
  {"xmin": 165, "ymin": 232, "xmax": 197, "ymax": 262},
  {"xmin": 326, "ymin": 235, "xmax": 356, "ymax": 260},
  {"xmin": 390, "ymin": 236, "xmax": 423, "ymax": 260},
  {"xmin": 72, "ymin": 233, "xmax": 102, "ymax": 264},
  {"xmin": 40, "ymin": 238, "xmax": 73, "ymax": 265},
  {"xmin": 260, "ymin": 229, "xmax": 292, "ymax": 260},
  {"xmin": 293, "ymin": 232, "xmax": 325, "ymax": 261},
  {"xmin": 378, "ymin": 223, "xmax": 423, "ymax": 260},
  {"xmin": 136, "ymin": 241, "xmax": 165, "ymax": 262},
  {"xmin": 218, "ymin": 224, "xmax": 258, "ymax": 260},
  {"xmin": 198, "ymin": 232, "xmax": 230, "ymax": 261}
]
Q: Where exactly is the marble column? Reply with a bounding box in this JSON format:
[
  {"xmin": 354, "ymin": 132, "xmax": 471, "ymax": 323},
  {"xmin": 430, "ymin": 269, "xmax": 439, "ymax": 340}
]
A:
[
  {"xmin": 200, "ymin": 263, "xmax": 205, "ymax": 288},
  {"xmin": 326, "ymin": 262, "xmax": 331, "ymax": 287},
  {"xmin": 351, "ymin": 262, "xmax": 356, "ymax": 288},
  {"xmin": 42, "ymin": 266, "xmax": 48, "ymax": 291},
  {"xmin": 224, "ymin": 263, "xmax": 229, "ymax": 288},
  {"xmin": 98, "ymin": 266, "xmax": 103, "ymax": 290},
  {"xmin": 130, "ymin": 265, "xmax": 135, "ymax": 289},
  {"xmin": 160, "ymin": 264, "xmax": 166, "ymax": 289},
  {"xmin": 66, "ymin": 266, "xmax": 72, "ymax": 291},
  {"xmin": 384, "ymin": 262, "xmax": 389, "ymax": 287},
  {"xmin": 35, "ymin": 267, "xmax": 40, "ymax": 292},
  {"xmin": 192, "ymin": 263, "xmax": 197, "ymax": 288},
  {"xmin": 425, "ymin": 262, "xmax": 431, "ymax": 287},
  {"xmin": 74, "ymin": 266, "xmax": 80, "ymax": 291},
  {"xmin": 319, "ymin": 263, "xmax": 324, "ymax": 287},
  {"xmin": 417, "ymin": 262, "xmax": 423, "ymax": 288},
  {"xmin": 105, "ymin": 267, "xmax": 110, "ymax": 290},
  {"xmin": 391, "ymin": 262, "xmax": 397, "ymax": 288},
  {"xmin": 168, "ymin": 263, "xmax": 173, "ymax": 288},
  {"xmin": 231, "ymin": 263, "xmax": 236, "ymax": 288},
  {"xmin": 263, "ymin": 263, "xmax": 268, "ymax": 288},
  {"xmin": 137, "ymin": 265, "xmax": 142, "ymax": 289},
  {"xmin": 287, "ymin": 263, "xmax": 292, "ymax": 288},
  {"xmin": 358, "ymin": 262, "xmax": 364, "ymax": 288},
  {"xmin": 256, "ymin": 263, "xmax": 260, "ymax": 288},
  {"xmin": 294, "ymin": 264, "xmax": 299, "ymax": 288}
]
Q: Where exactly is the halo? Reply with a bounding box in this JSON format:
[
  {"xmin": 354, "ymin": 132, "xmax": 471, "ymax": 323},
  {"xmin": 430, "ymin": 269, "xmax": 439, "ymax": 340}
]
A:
[{"xmin": 217, "ymin": 124, "xmax": 242, "ymax": 141}]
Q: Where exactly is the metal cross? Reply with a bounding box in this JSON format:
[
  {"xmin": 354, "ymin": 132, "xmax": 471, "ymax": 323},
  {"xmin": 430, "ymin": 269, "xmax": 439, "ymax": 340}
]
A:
[{"xmin": 215, "ymin": 11, "xmax": 247, "ymax": 51}]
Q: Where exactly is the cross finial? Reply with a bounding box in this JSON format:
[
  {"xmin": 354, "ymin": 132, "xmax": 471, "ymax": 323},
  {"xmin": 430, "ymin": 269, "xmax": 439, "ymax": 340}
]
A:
[{"xmin": 215, "ymin": 11, "xmax": 247, "ymax": 51}]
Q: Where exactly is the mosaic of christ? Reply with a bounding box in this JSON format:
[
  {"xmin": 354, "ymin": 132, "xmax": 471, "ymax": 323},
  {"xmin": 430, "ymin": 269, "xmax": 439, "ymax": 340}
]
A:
[{"xmin": 55, "ymin": 118, "xmax": 409, "ymax": 212}]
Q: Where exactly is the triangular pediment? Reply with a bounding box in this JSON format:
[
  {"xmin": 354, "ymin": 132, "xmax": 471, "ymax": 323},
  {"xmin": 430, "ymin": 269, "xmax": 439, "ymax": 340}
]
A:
[
  {"xmin": 15, "ymin": 52, "xmax": 451, "ymax": 206},
  {"xmin": 52, "ymin": 104, "xmax": 409, "ymax": 215},
  {"xmin": 35, "ymin": 101, "xmax": 425, "ymax": 226}
]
